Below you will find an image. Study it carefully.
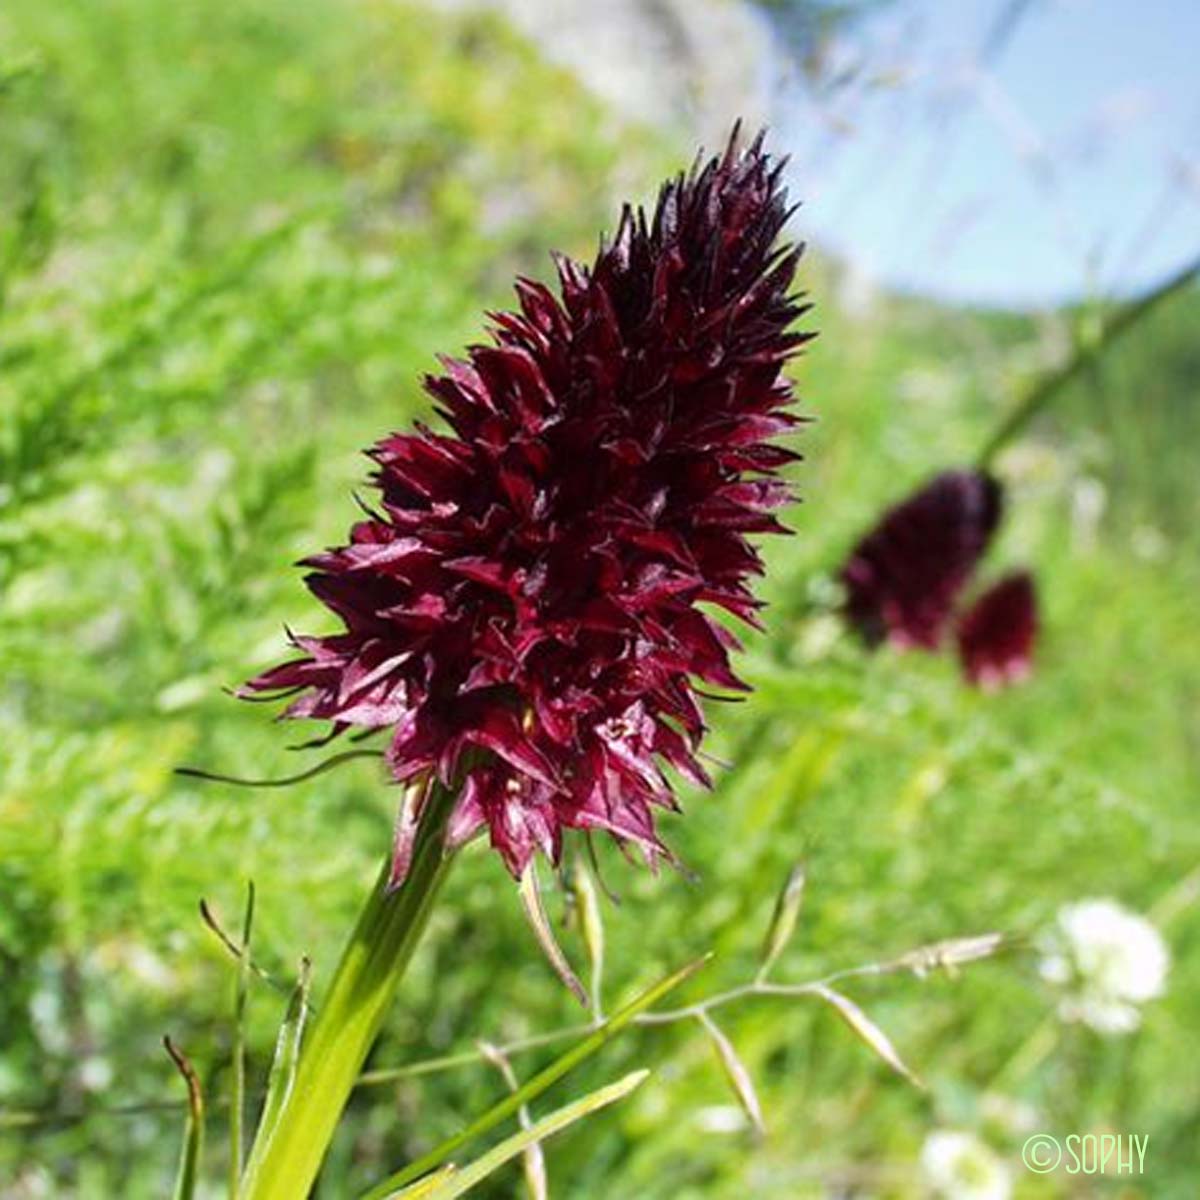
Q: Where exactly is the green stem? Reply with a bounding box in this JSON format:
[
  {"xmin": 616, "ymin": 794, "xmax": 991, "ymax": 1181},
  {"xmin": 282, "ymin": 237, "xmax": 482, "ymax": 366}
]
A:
[
  {"xmin": 978, "ymin": 251, "xmax": 1200, "ymax": 468},
  {"xmin": 241, "ymin": 781, "xmax": 456, "ymax": 1200},
  {"xmin": 230, "ymin": 883, "xmax": 255, "ymax": 1200}
]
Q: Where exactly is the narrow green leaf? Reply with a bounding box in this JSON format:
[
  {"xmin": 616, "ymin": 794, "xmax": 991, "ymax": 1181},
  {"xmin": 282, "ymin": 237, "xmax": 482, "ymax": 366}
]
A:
[
  {"xmin": 377, "ymin": 1070, "xmax": 650, "ymax": 1200},
  {"xmin": 245, "ymin": 955, "xmax": 312, "ymax": 1172},
  {"xmin": 977, "ymin": 250, "xmax": 1200, "ymax": 466},
  {"xmin": 388, "ymin": 1166, "xmax": 458, "ymax": 1198},
  {"xmin": 361, "ymin": 954, "xmax": 710, "ymax": 1199},
  {"xmin": 230, "ymin": 881, "xmax": 255, "ymax": 1200},
  {"xmin": 163, "ymin": 1036, "xmax": 205, "ymax": 1200}
]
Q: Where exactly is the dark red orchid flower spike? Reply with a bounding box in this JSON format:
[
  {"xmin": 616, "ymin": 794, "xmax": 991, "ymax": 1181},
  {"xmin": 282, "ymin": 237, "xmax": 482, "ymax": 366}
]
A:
[
  {"xmin": 840, "ymin": 469, "xmax": 1003, "ymax": 650},
  {"xmin": 243, "ymin": 128, "xmax": 811, "ymax": 883},
  {"xmin": 956, "ymin": 571, "xmax": 1038, "ymax": 690}
]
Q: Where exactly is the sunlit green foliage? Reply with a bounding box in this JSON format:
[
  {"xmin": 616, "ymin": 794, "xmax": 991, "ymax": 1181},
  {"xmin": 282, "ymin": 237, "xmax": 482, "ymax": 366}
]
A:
[{"xmin": 1, "ymin": 0, "xmax": 1197, "ymax": 1196}]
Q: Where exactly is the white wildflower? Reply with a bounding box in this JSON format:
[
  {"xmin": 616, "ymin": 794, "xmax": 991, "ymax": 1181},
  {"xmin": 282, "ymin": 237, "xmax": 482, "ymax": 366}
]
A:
[
  {"xmin": 920, "ymin": 1130, "xmax": 1012, "ymax": 1200},
  {"xmin": 1039, "ymin": 898, "xmax": 1169, "ymax": 1034}
]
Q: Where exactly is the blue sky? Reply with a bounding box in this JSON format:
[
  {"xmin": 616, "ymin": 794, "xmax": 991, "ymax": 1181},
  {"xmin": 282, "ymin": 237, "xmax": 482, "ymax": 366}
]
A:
[{"xmin": 773, "ymin": 0, "xmax": 1200, "ymax": 307}]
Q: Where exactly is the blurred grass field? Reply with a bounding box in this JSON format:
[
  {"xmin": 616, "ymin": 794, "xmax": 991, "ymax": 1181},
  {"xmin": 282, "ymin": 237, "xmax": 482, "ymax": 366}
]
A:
[{"xmin": 1, "ymin": 0, "xmax": 1197, "ymax": 1196}]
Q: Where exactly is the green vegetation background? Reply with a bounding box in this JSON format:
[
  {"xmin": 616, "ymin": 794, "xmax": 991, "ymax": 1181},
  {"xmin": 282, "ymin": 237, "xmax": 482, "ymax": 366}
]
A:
[{"xmin": 1, "ymin": 0, "xmax": 1196, "ymax": 1195}]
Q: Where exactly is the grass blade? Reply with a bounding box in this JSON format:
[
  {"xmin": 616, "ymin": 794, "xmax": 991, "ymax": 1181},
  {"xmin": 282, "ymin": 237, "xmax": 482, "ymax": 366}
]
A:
[
  {"xmin": 163, "ymin": 1036, "xmax": 205, "ymax": 1200},
  {"xmin": 373, "ymin": 1070, "xmax": 650, "ymax": 1200},
  {"xmin": 387, "ymin": 1166, "xmax": 458, "ymax": 1198},
  {"xmin": 977, "ymin": 251, "xmax": 1200, "ymax": 466},
  {"xmin": 359, "ymin": 954, "xmax": 709, "ymax": 1199},
  {"xmin": 230, "ymin": 882, "xmax": 255, "ymax": 1199},
  {"xmin": 243, "ymin": 955, "xmax": 312, "ymax": 1177}
]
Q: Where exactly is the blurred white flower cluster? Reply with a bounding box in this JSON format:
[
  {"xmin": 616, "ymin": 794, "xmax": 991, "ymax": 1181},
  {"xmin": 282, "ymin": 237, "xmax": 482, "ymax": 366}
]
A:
[
  {"xmin": 920, "ymin": 1130, "xmax": 1012, "ymax": 1200},
  {"xmin": 1039, "ymin": 898, "xmax": 1169, "ymax": 1034}
]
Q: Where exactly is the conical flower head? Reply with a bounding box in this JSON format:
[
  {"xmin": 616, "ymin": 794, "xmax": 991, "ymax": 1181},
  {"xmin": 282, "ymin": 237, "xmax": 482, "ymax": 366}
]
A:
[
  {"xmin": 245, "ymin": 129, "xmax": 810, "ymax": 882},
  {"xmin": 840, "ymin": 469, "xmax": 1002, "ymax": 650},
  {"xmin": 956, "ymin": 571, "xmax": 1037, "ymax": 689}
]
